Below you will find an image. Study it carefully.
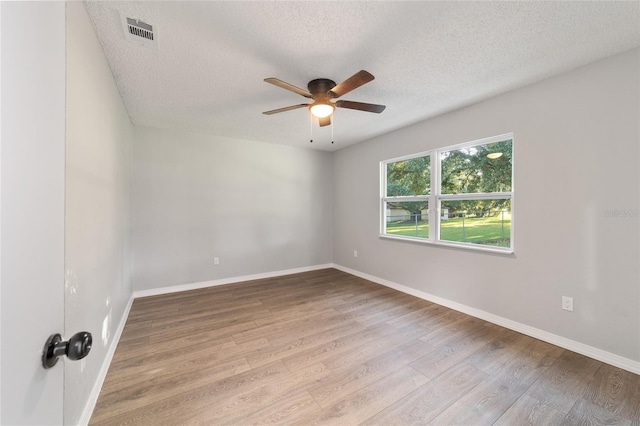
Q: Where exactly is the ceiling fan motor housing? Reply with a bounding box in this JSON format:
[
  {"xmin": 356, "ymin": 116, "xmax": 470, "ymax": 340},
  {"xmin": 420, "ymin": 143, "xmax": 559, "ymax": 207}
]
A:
[{"xmin": 308, "ymin": 79, "xmax": 337, "ymax": 96}]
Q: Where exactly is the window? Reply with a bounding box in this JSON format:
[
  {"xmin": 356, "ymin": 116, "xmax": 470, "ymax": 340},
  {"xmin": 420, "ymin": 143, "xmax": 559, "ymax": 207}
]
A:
[
  {"xmin": 384, "ymin": 154, "xmax": 430, "ymax": 238},
  {"xmin": 381, "ymin": 134, "xmax": 513, "ymax": 252}
]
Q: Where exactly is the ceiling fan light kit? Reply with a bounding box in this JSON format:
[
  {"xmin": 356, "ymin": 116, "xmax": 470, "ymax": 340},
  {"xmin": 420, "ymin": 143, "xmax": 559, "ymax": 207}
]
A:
[
  {"xmin": 309, "ymin": 102, "xmax": 334, "ymax": 118},
  {"xmin": 263, "ymin": 70, "xmax": 386, "ymax": 143}
]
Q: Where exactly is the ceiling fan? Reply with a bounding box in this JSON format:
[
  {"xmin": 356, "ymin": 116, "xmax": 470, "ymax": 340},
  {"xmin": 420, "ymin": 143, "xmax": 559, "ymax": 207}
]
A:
[{"xmin": 262, "ymin": 70, "xmax": 386, "ymax": 127}]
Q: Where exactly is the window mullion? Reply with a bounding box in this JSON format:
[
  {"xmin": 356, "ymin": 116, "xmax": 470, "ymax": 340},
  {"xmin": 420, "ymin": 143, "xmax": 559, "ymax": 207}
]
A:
[
  {"xmin": 384, "ymin": 196, "xmax": 429, "ymax": 203},
  {"xmin": 380, "ymin": 161, "xmax": 386, "ymax": 234},
  {"xmin": 438, "ymin": 192, "xmax": 512, "ymax": 201},
  {"xmin": 430, "ymin": 150, "xmax": 439, "ymax": 242}
]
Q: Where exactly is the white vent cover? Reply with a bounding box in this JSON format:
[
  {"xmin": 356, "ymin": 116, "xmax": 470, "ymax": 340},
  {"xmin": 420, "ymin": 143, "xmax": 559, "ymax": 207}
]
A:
[{"xmin": 121, "ymin": 14, "xmax": 158, "ymax": 49}]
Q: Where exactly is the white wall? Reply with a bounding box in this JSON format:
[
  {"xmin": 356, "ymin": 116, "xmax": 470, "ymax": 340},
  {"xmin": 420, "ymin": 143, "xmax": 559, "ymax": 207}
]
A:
[
  {"xmin": 132, "ymin": 126, "xmax": 332, "ymax": 291},
  {"xmin": 333, "ymin": 48, "xmax": 640, "ymax": 363},
  {"xmin": 65, "ymin": 3, "xmax": 133, "ymax": 424}
]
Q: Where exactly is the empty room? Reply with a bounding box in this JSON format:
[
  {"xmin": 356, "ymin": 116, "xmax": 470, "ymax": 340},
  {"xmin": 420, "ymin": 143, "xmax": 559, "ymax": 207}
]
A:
[{"xmin": 1, "ymin": 1, "xmax": 639, "ymax": 425}]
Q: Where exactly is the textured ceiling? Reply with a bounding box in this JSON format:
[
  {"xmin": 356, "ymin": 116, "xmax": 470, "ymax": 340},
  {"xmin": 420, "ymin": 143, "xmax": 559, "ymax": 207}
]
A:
[{"xmin": 84, "ymin": 1, "xmax": 640, "ymax": 151}]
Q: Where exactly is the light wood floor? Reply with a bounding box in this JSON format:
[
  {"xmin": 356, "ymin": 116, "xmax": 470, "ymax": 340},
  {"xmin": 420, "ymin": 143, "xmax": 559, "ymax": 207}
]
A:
[{"xmin": 90, "ymin": 268, "xmax": 640, "ymax": 425}]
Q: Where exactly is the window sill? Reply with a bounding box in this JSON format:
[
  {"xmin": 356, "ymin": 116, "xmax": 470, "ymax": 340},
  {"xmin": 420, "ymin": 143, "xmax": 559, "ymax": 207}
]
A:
[{"xmin": 379, "ymin": 234, "xmax": 515, "ymax": 255}]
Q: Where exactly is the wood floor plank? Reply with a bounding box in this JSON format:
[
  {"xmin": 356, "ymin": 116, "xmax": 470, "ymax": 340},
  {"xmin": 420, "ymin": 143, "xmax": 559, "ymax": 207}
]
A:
[
  {"xmin": 259, "ymin": 311, "xmax": 357, "ymax": 347},
  {"xmin": 385, "ymin": 302, "xmax": 447, "ymax": 328},
  {"xmin": 281, "ymin": 322, "xmax": 399, "ymax": 372},
  {"xmin": 562, "ymin": 397, "xmax": 633, "ymax": 426},
  {"xmin": 103, "ymin": 338, "xmax": 270, "ymax": 393},
  {"xmin": 429, "ymin": 339, "xmax": 564, "ymax": 425},
  {"xmin": 494, "ymin": 394, "xmax": 568, "ymax": 425},
  {"xmin": 428, "ymin": 379, "xmax": 525, "ymax": 425},
  {"xmin": 579, "ymin": 363, "xmax": 640, "ymax": 422},
  {"xmin": 362, "ymin": 362, "xmax": 487, "ymax": 425},
  {"xmin": 92, "ymin": 361, "xmax": 290, "ymax": 426},
  {"xmin": 308, "ymin": 338, "xmax": 436, "ymax": 408},
  {"xmin": 220, "ymin": 390, "xmax": 321, "ymax": 426},
  {"xmin": 362, "ymin": 297, "xmax": 434, "ymax": 324},
  {"xmin": 346, "ymin": 298, "xmax": 436, "ymax": 329},
  {"xmin": 416, "ymin": 312, "xmax": 485, "ymax": 347},
  {"xmin": 253, "ymin": 294, "xmax": 348, "ymax": 327},
  {"xmin": 182, "ymin": 363, "xmax": 331, "ymax": 425},
  {"xmin": 525, "ymin": 350, "xmax": 601, "ymax": 413},
  {"xmin": 127, "ymin": 299, "xmax": 265, "ymax": 326},
  {"xmin": 332, "ymin": 289, "xmax": 414, "ymax": 314},
  {"xmin": 231, "ymin": 308, "xmax": 343, "ymax": 344},
  {"xmin": 246, "ymin": 320, "xmax": 367, "ymax": 369},
  {"xmin": 91, "ymin": 356, "xmax": 252, "ymax": 423},
  {"xmin": 310, "ymin": 366, "xmax": 429, "ymax": 425},
  {"xmin": 406, "ymin": 306, "xmax": 465, "ymax": 333},
  {"xmin": 90, "ymin": 268, "xmax": 640, "ymax": 425},
  {"xmin": 490, "ymin": 339, "xmax": 564, "ymax": 394},
  {"xmin": 411, "ymin": 322, "xmax": 507, "ymax": 379},
  {"xmin": 120, "ymin": 307, "xmax": 270, "ymax": 343},
  {"xmin": 322, "ymin": 326, "xmax": 432, "ymax": 372},
  {"xmin": 115, "ymin": 320, "xmax": 256, "ymax": 362},
  {"xmin": 463, "ymin": 328, "xmax": 533, "ymax": 375}
]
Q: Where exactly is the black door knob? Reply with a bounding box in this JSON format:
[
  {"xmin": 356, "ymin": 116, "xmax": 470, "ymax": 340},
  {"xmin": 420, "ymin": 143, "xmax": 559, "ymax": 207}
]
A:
[{"xmin": 42, "ymin": 331, "xmax": 92, "ymax": 369}]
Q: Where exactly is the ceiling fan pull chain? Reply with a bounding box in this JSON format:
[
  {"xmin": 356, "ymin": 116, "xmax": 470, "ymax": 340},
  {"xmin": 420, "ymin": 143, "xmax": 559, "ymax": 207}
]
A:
[
  {"xmin": 309, "ymin": 113, "xmax": 313, "ymax": 143},
  {"xmin": 331, "ymin": 113, "xmax": 335, "ymax": 144}
]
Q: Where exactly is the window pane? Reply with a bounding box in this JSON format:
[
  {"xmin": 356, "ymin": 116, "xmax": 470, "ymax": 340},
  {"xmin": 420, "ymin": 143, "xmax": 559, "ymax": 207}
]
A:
[
  {"xmin": 386, "ymin": 155, "xmax": 430, "ymax": 196},
  {"xmin": 385, "ymin": 201, "xmax": 429, "ymax": 238},
  {"xmin": 441, "ymin": 139, "xmax": 512, "ymax": 194},
  {"xmin": 439, "ymin": 199, "xmax": 511, "ymax": 248}
]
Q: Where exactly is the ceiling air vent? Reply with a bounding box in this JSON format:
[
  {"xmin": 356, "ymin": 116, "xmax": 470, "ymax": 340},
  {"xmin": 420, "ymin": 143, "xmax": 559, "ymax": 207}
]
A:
[{"xmin": 121, "ymin": 14, "xmax": 158, "ymax": 49}]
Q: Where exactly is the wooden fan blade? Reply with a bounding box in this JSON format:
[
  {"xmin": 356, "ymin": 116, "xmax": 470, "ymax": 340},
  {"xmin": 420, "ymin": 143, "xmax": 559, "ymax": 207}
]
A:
[
  {"xmin": 336, "ymin": 100, "xmax": 386, "ymax": 113},
  {"xmin": 262, "ymin": 104, "xmax": 309, "ymax": 115},
  {"xmin": 264, "ymin": 78, "xmax": 312, "ymax": 98},
  {"xmin": 329, "ymin": 70, "xmax": 374, "ymax": 98},
  {"xmin": 319, "ymin": 116, "xmax": 331, "ymax": 127}
]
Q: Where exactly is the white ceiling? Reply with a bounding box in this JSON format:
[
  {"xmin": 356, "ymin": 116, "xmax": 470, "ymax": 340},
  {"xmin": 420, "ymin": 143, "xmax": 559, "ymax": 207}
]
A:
[{"xmin": 84, "ymin": 1, "xmax": 640, "ymax": 151}]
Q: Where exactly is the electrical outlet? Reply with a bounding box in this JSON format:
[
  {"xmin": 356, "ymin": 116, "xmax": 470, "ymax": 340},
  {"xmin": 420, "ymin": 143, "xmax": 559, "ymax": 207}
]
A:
[
  {"xmin": 562, "ymin": 296, "xmax": 573, "ymax": 312},
  {"xmin": 214, "ymin": 257, "xmax": 220, "ymax": 265},
  {"xmin": 354, "ymin": 250, "xmax": 358, "ymax": 258}
]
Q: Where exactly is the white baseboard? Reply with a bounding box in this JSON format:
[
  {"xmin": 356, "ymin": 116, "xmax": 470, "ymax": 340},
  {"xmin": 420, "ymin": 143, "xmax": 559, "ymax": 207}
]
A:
[
  {"xmin": 133, "ymin": 263, "xmax": 334, "ymax": 299},
  {"xmin": 78, "ymin": 294, "xmax": 134, "ymax": 426},
  {"xmin": 332, "ymin": 263, "xmax": 640, "ymax": 375}
]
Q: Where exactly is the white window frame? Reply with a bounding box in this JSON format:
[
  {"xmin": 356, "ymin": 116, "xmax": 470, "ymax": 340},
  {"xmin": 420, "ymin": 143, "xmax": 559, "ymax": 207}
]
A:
[{"xmin": 380, "ymin": 133, "xmax": 514, "ymax": 254}]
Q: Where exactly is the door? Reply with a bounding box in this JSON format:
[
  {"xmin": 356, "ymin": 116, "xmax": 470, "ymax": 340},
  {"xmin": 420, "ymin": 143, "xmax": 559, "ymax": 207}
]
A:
[{"xmin": 1, "ymin": 2, "xmax": 67, "ymax": 424}]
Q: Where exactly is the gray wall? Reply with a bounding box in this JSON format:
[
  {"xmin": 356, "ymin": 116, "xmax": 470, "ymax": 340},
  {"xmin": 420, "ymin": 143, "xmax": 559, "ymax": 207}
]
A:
[
  {"xmin": 132, "ymin": 126, "xmax": 333, "ymax": 291},
  {"xmin": 65, "ymin": 3, "xmax": 133, "ymax": 424},
  {"xmin": 333, "ymin": 48, "xmax": 640, "ymax": 362}
]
